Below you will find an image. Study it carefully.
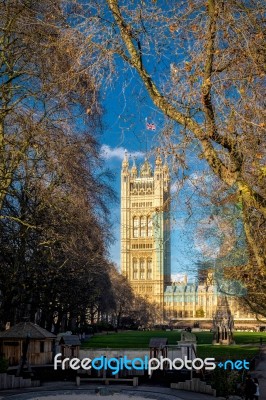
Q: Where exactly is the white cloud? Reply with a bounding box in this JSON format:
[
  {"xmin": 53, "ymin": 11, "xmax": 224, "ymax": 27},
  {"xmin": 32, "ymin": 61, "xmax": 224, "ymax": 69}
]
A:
[{"xmin": 100, "ymin": 145, "xmax": 144, "ymax": 161}]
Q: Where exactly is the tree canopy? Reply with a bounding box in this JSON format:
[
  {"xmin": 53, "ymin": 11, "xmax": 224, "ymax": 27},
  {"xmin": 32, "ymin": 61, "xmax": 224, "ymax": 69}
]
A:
[
  {"xmin": 0, "ymin": 0, "xmax": 265, "ymax": 326},
  {"xmin": 71, "ymin": 0, "xmax": 265, "ymax": 315},
  {"xmin": 0, "ymin": 0, "xmax": 113, "ymax": 329}
]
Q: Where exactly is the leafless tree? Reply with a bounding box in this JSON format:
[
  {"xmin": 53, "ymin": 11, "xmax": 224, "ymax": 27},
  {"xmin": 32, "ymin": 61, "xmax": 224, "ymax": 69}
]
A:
[
  {"xmin": 70, "ymin": 0, "xmax": 265, "ymax": 314},
  {"xmin": 108, "ymin": 265, "xmax": 135, "ymax": 328},
  {"xmin": 0, "ymin": 0, "xmax": 101, "ymax": 211},
  {"xmin": 0, "ymin": 0, "xmax": 114, "ymax": 329}
]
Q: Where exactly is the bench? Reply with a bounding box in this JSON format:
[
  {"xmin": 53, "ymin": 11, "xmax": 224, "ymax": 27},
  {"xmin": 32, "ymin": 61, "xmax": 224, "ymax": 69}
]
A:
[{"xmin": 76, "ymin": 376, "xmax": 138, "ymax": 387}]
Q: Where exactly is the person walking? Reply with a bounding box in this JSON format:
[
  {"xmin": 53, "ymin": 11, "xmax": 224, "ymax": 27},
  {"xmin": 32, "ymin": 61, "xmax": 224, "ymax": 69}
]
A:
[
  {"xmin": 254, "ymin": 378, "xmax": 260, "ymax": 400},
  {"xmin": 244, "ymin": 375, "xmax": 257, "ymax": 400}
]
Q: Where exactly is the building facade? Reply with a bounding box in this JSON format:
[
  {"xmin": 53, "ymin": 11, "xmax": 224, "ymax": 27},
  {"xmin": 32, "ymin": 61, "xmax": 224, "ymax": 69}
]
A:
[
  {"xmin": 121, "ymin": 153, "xmax": 256, "ymax": 326},
  {"xmin": 121, "ymin": 152, "xmax": 170, "ymax": 311},
  {"xmin": 163, "ymin": 278, "xmax": 255, "ymax": 323}
]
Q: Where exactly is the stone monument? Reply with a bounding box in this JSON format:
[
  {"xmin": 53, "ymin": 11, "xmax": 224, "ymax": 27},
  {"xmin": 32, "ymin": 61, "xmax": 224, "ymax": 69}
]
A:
[
  {"xmin": 212, "ymin": 295, "xmax": 235, "ymax": 345},
  {"xmin": 178, "ymin": 328, "xmax": 197, "ymax": 360}
]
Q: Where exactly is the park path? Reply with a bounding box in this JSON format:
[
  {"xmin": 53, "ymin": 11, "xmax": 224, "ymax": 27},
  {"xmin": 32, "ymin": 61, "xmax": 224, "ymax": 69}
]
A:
[
  {"xmin": 0, "ymin": 384, "xmax": 214, "ymax": 400},
  {"xmin": 252, "ymin": 345, "xmax": 266, "ymax": 400}
]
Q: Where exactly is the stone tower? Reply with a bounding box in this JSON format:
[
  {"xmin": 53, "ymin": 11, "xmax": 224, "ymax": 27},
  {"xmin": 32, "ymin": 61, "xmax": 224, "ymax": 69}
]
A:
[{"xmin": 121, "ymin": 151, "xmax": 171, "ymax": 310}]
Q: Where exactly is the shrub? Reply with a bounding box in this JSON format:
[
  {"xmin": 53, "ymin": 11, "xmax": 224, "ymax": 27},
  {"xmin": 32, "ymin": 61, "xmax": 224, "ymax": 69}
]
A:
[
  {"xmin": 211, "ymin": 368, "xmax": 241, "ymax": 397},
  {"xmin": 0, "ymin": 358, "xmax": 8, "ymax": 373}
]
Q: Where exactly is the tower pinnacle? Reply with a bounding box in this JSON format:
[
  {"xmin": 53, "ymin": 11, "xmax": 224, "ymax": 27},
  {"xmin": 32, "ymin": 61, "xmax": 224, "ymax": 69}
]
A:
[
  {"xmin": 122, "ymin": 150, "xmax": 129, "ymax": 171},
  {"xmin": 131, "ymin": 156, "xmax": 137, "ymax": 176}
]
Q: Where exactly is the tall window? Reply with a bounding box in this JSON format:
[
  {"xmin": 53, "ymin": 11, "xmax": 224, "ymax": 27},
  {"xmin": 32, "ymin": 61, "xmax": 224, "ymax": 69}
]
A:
[
  {"xmin": 140, "ymin": 259, "xmax": 145, "ymax": 279},
  {"xmin": 147, "ymin": 258, "xmax": 152, "ymax": 279},
  {"xmin": 133, "ymin": 258, "xmax": 138, "ymax": 279},
  {"xmin": 140, "ymin": 216, "xmax": 146, "ymax": 237},
  {"xmin": 133, "ymin": 217, "xmax": 139, "ymax": 237},
  {"xmin": 147, "ymin": 217, "xmax": 152, "ymax": 237}
]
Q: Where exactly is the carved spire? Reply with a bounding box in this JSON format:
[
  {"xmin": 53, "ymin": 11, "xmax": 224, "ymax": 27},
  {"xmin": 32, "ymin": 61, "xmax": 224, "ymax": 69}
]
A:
[
  {"xmin": 122, "ymin": 150, "xmax": 129, "ymax": 170},
  {"xmin": 155, "ymin": 154, "xmax": 163, "ymax": 168},
  {"xmin": 131, "ymin": 156, "xmax": 137, "ymax": 176},
  {"xmin": 140, "ymin": 157, "xmax": 153, "ymax": 177}
]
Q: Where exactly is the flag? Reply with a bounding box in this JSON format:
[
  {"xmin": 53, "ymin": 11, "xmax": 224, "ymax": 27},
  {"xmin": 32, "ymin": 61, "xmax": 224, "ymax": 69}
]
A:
[{"xmin": 146, "ymin": 121, "xmax": 156, "ymax": 130}]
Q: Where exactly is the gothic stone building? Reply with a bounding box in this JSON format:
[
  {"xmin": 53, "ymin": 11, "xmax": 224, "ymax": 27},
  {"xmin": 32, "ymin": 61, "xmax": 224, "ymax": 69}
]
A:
[{"xmin": 120, "ymin": 152, "xmax": 256, "ymax": 326}]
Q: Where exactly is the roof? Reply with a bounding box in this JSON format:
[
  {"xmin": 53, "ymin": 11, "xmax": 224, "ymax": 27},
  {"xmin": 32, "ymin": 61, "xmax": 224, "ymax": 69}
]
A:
[
  {"xmin": 59, "ymin": 335, "xmax": 81, "ymax": 346},
  {"xmin": 149, "ymin": 338, "xmax": 168, "ymax": 348},
  {"xmin": 0, "ymin": 322, "xmax": 56, "ymax": 339}
]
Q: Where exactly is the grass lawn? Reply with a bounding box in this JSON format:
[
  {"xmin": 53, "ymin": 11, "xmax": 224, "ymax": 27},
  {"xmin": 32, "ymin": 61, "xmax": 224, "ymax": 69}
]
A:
[
  {"xmin": 234, "ymin": 332, "xmax": 266, "ymax": 344},
  {"xmin": 81, "ymin": 330, "xmax": 265, "ymax": 360},
  {"xmin": 81, "ymin": 330, "xmax": 266, "ymax": 349},
  {"xmin": 82, "ymin": 330, "xmax": 187, "ymax": 348},
  {"xmin": 197, "ymin": 344, "xmax": 259, "ymax": 360}
]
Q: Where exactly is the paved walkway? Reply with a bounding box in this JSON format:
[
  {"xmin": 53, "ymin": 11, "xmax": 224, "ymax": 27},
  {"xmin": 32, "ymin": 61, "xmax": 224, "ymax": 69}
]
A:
[
  {"xmin": 0, "ymin": 383, "xmax": 214, "ymax": 400},
  {"xmin": 1, "ymin": 347, "xmax": 266, "ymax": 400}
]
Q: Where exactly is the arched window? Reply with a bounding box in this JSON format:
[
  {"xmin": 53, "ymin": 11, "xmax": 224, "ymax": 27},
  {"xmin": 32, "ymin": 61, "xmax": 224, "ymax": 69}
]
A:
[
  {"xmin": 140, "ymin": 216, "xmax": 146, "ymax": 237},
  {"xmin": 147, "ymin": 259, "xmax": 152, "ymax": 279},
  {"xmin": 133, "ymin": 258, "xmax": 138, "ymax": 279},
  {"xmin": 147, "ymin": 216, "xmax": 152, "ymax": 237},
  {"xmin": 133, "ymin": 217, "xmax": 139, "ymax": 237},
  {"xmin": 140, "ymin": 259, "xmax": 145, "ymax": 279}
]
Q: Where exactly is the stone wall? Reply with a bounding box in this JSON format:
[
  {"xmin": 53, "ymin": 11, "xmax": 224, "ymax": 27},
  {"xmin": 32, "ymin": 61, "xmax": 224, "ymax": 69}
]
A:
[
  {"xmin": 79, "ymin": 348, "xmax": 184, "ymax": 360},
  {"xmin": 171, "ymin": 378, "xmax": 216, "ymax": 396}
]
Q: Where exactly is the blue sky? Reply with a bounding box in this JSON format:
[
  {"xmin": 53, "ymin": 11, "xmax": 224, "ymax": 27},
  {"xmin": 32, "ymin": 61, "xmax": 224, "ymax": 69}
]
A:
[
  {"xmin": 96, "ymin": 59, "xmax": 247, "ymax": 288},
  {"xmin": 97, "ymin": 71, "xmax": 209, "ymax": 279}
]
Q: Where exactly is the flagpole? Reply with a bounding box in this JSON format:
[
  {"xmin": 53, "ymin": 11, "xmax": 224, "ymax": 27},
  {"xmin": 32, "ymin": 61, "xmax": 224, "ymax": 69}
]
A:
[
  {"xmin": 146, "ymin": 126, "xmax": 148, "ymax": 157},
  {"xmin": 145, "ymin": 117, "xmax": 148, "ymax": 157}
]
